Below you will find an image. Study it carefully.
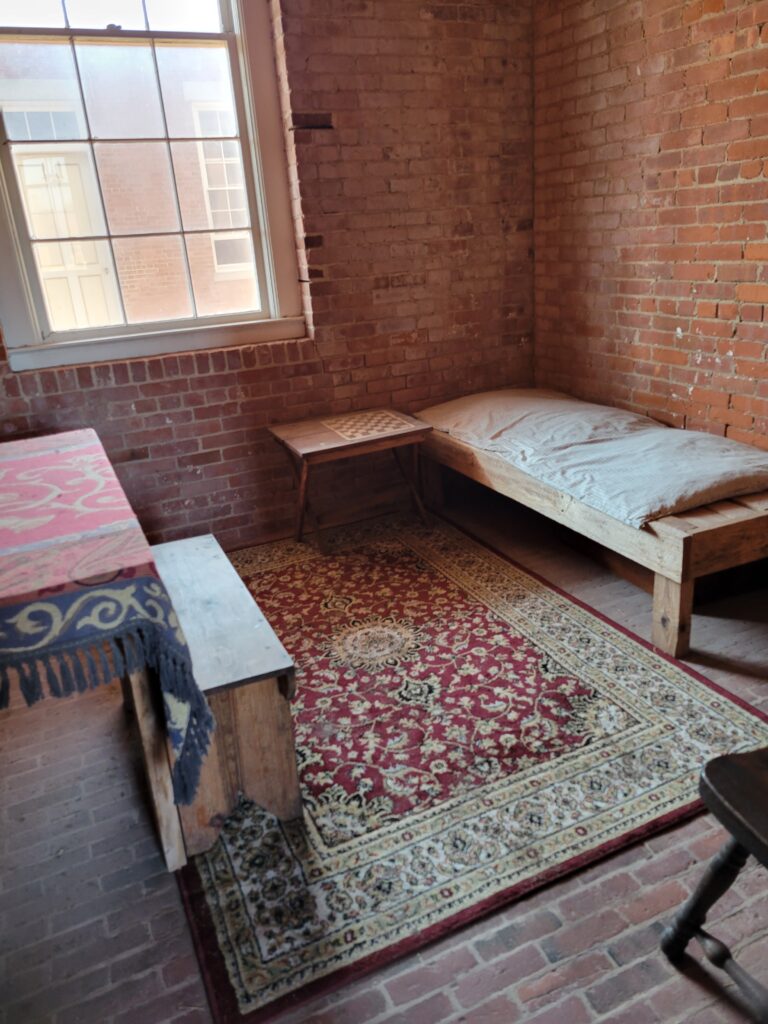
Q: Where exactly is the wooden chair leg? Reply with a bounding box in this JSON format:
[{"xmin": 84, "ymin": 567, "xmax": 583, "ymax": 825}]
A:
[
  {"xmin": 652, "ymin": 574, "xmax": 694, "ymax": 656},
  {"xmin": 661, "ymin": 836, "xmax": 749, "ymax": 962}
]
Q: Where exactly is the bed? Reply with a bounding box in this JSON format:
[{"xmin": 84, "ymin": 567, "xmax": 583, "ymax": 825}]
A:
[{"xmin": 416, "ymin": 389, "xmax": 768, "ymax": 657}]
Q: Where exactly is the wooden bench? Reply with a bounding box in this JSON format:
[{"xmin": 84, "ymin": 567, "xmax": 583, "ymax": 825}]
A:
[
  {"xmin": 125, "ymin": 534, "xmax": 302, "ymax": 871},
  {"xmin": 421, "ymin": 431, "xmax": 768, "ymax": 657}
]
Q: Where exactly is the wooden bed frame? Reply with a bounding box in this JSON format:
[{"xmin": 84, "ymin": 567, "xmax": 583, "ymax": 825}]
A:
[{"xmin": 420, "ymin": 430, "xmax": 768, "ymax": 657}]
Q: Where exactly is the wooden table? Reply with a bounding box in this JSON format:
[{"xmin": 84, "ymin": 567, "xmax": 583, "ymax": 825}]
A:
[
  {"xmin": 269, "ymin": 408, "xmax": 433, "ymax": 541},
  {"xmin": 0, "ymin": 429, "xmax": 213, "ymax": 872}
]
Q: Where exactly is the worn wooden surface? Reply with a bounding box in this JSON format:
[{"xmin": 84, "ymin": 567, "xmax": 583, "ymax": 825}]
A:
[
  {"xmin": 126, "ymin": 667, "xmax": 187, "ymax": 872},
  {"xmin": 421, "ymin": 432, "xmax": 688, "ymax": 579},
  {"xmin": 177, "ymin": 673, "xmax": 302, "ymax": 856},
  {"xmin": 270, "ymin": 408, "xmax": 432, "ymax": 542},
  {"xmin": 651, "ymin": 576, "xmax": 695, "ymax": 658},
  {"xmin": 269, "ymin": 408, "xmax": 432, "ymax": 463},
  {"xmin": 151, "ymin": 535, "xmax": 301, "ymax": 858},
  {"xmin": 152, "ymin": 535, "xmax": 294, "ymax": 692},
  {"xmin": 422, "ymin": 431, "xmax": 768, "ymax": 656}
]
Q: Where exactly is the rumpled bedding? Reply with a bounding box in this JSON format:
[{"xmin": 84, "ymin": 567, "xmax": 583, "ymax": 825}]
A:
[{"xmin": 417, "ymin": 389, "xmax": 768, "ymax": 528}]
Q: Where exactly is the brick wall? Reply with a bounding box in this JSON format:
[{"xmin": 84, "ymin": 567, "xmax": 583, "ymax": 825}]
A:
[
  {"xmin": 0, "ymin": 0, "xmax": 534, "ymax": 548},
  {"xmin": 534, "ymin": 0, "xmax": 768, "ymax": 446}
]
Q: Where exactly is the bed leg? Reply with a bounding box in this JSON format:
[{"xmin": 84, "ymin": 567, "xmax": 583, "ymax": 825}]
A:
[
  {"xmin": 652, "ymin": 575, "xmax": 694, "ymax": 657},
  {"xmin": 421, "ymin": 457, "xmax": 444, "ymax": 511}
]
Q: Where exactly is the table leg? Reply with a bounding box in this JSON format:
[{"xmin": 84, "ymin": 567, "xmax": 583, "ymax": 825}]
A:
[
  {"xmin": 295, "ymin": 459, "xmax": 310, "ymax": 542},
  {"xmin": 393, "ymin": 445, "xmax": 430, "ymax": 527},
  {"xmin": 126, "ymin": 667, "xmax": 187, "ymax": 871}
]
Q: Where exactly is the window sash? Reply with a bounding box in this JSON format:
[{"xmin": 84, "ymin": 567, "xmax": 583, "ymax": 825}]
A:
[{"xmin": 0, "ymin": 11, "xmax": 277, "ymax": 345}]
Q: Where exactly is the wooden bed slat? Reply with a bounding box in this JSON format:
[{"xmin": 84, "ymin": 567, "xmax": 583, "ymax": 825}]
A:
[{"xmin": 421, "ymin": 429, "xmax": 768, "ymax": 656}]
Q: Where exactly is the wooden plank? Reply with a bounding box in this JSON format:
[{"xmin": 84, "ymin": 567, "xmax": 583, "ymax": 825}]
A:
[
  {"xmin": 230, "ymin": 674, "xmax": 303, "ymax": 822},
  {"xmin": 177, "ymin": 674, "xmax": 302, "ymax": 855},
  {"xmin": 652, "ymin": 576, "xmax": 694, "ymax": 657},
  {"xmin": 733, "ymin": 491, "xmax": 768, "ymax": 512},
  {"xmin": 127, "ymin": 667, "xmax": 187, "ymax": 871},
  {"xmin": 303, "ymin": 428, "xmax": 432, "ymax": 465},
  {"xmin": 176, "ymin": 698, "xmax": 234, "ymax": 857},
  {"xmin": 689, "ymin": 517, "xmax": 768, "ymax": 577},
  {"xmin": 151, "ymin": 535, "xmax": 302, "ymax": 855},
  {"xmin": 152, "ymin": 535, "xmax": 294, "ymax": 693},
  {"xmin": 422, "ymin": 435, "xmax": 688, "ymax": 581}
]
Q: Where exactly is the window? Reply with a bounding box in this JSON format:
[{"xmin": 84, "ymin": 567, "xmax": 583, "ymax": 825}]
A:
[{"xmin": 0, "ymin": 0, "xmax": 302, "ymax": 369}]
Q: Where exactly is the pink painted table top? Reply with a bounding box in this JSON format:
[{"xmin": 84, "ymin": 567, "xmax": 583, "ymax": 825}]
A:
[{"xmin": 0, "ymin": 428, "xmax": 152, "ymax": 604}]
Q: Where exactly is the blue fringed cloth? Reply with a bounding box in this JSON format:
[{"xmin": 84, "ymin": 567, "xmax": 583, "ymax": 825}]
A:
[{"xmin": 0, "ymin": 429, "xmax": 213, "ymax": 805}]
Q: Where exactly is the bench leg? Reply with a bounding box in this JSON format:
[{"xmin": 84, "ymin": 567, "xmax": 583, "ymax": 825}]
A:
[
  {"xmin": 652, "ymin": 575, "xmax": 694, "ymax": 657},
  {"xmin": 233, "ymin": 674, "xmax": 302, "ymax": 821},
  {"xmin": 178, "ymin": 674, "xmax": 303, "ymax": 856},
  {"xmin": 126, "ymin": 668, "xmax": 187, "ymax": 872}
]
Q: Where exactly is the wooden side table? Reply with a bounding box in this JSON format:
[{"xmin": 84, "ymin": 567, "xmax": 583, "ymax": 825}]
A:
[{"xmin": 269, "ymin": 408, "xmax": 432, "ymax": 541}]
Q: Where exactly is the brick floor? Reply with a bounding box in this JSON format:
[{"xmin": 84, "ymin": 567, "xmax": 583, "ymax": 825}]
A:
[{"xmin": 2, "ymin": 496, "xmax": 767, "ymax": 1023}]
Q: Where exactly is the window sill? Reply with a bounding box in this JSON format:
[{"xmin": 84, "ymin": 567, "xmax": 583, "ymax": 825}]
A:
[{"xmin": 6, "ymin": 315, "xmax": 307, "ymax": 371}]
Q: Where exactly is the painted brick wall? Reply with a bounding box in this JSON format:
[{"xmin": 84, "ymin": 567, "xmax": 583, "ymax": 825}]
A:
[
  {"xmin": 534, "ymin": 0, "xmax": 768, "ymax": 446},
  {"xmin": 0, "ymin": 0, "xmax": 534, "ymax": 547}
]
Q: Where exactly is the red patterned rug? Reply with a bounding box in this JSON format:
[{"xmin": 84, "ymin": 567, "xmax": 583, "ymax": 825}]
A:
[{"xmin": 179, "ymin": 516, "xmax": 768, "ymax": 1022}]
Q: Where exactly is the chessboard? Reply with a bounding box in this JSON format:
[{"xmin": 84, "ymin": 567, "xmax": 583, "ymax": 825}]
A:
[{"xmin": 321, "ymin": 410, "xmax": 414, "ymax": 441}]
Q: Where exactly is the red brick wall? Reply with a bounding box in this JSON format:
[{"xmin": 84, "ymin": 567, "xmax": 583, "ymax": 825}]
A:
[
  {"xmin": 534, "ymin": 0, "xmax": 768, "ymax": 446},
  {"xmin": 0, "ymin": 0, "xmax": 534, "ymax": 547}
]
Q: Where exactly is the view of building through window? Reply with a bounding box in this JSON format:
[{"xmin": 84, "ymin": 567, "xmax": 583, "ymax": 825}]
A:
[{"xmin": 0, "ymin": 0, "xmax": 264, "ymax": 337}]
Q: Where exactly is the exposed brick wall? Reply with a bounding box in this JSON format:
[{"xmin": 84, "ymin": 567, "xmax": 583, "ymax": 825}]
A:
[
  {"xmin": 0, "ymin": 0, "xmax": 534, "ymax": 547},
  {"xmin": 534, "ymin": 0, "xmax": 768, "ymax": 446}
]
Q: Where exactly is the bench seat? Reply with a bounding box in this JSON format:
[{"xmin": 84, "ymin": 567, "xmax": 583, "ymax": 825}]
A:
[{"xmin": 126, "ymin": 534, "xmax": 301, "ymax": 870}]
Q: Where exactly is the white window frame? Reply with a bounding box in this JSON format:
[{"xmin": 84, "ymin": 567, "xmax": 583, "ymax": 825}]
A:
[{"xmin": 0, "ymin": 0, "xmax": 303, "ymax": 371}]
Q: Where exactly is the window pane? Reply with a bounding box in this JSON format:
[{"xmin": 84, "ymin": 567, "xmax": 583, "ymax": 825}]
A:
[
  {"xmin": 186, "ymin": 230, "xmax": 260, "ymax": 317},
  {"xmin": 95, "ymin": 142, "xmax": 179, "ymax": 234},
  {"xmin": 0, "ymin": 39, "xmax": 87, "ymax": 139},
  {"xmin": 144, "ymin": 0, "xmax": 221, "ymax": 33},
  {"xmin": 171, "ymin": 139, "xmax": 249, "ymax": 231},
  {"xmin": 12, "ymin": 143, "xmax": 106, "ymax": 238},
  {"xmin": 156, "ymin": 41, "xmax": 236, "ymax": 138},
  {"xmin": 65, "ymin": 0, "xmax": 145, "ymax": 29},
  {"xmin": 0, "ymin": 0, "xmax": 65, "ymax": 27},
  {"xmin": 33, "ymin": 240, "xmax": 123, "ymax": 331},
  {"xmin": 112, "ymin": 234, "xmax": 192, "ymax": 323},
  {"xmin": 76, "ymin": 39, "xmax": 165, "ymax": 138}
]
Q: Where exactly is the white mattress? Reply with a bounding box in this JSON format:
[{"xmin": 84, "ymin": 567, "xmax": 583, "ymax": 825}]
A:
[{"xmin": 418, "ymin": 389, "xmax": 768, "ymax": 528}]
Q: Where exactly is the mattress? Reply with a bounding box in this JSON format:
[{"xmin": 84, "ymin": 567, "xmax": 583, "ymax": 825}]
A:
[{"xmin": 417, "ymin": 389, "xmax": 768, "ymax": 528}]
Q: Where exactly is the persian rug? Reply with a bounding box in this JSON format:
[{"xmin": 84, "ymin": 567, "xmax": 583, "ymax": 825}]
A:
[{"xmin": 179, "ymin": 516, "xmax": 768, "ymax": 1021}]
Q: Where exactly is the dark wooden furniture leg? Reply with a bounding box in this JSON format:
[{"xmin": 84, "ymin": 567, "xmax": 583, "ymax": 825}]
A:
[
  {"xmin": 393, "ymin": 445, "xmax": 429, "ymax": 527},
  {"xmin": 286, "ymin": 452, "xmax": 327, "ymax": 551},
  {"xmin": 661, "ymin": 837, "xmax": 749, "ymax": 961},
  {"xmin": 295, "ymin": 458, "xmax": 309, "ymax": 541},
  {"xmin": 661, "ymin": 746, "xmax": 768, "ymax": 1023}
]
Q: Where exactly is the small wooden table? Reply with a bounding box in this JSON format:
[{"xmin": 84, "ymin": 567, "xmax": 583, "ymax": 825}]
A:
[{"xmin": 269, "ymin": 408, "xmax": 433, "ymax": 541}]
